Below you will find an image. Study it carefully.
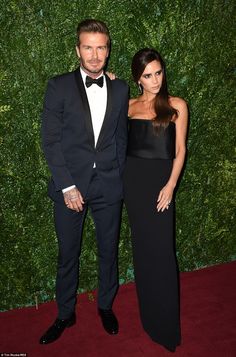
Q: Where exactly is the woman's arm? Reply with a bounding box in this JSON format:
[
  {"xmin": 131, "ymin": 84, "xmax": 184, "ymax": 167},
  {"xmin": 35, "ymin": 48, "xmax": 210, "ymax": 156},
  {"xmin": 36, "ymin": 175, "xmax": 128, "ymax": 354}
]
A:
[{"xmin": 157, "ymin": 97, "xmax": 188, "ymax": 212}]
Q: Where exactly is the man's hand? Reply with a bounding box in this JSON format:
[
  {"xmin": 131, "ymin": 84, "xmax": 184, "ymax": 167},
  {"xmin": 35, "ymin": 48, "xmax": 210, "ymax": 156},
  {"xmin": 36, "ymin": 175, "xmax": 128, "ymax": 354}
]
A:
[
  {"xmin": 106, "ymin": 71, "xmax": 116, "ymax": 80},
  {"xmin": 63, "ymin": 187, "xmax": 85, "ymax": 212}
]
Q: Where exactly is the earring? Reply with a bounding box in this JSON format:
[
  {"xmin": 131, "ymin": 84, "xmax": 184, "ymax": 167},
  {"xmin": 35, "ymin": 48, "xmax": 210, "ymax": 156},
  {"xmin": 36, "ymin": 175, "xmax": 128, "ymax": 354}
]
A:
[{"xmin": 138, "ymin": 83, "xmax": 142, "ymax": 93}]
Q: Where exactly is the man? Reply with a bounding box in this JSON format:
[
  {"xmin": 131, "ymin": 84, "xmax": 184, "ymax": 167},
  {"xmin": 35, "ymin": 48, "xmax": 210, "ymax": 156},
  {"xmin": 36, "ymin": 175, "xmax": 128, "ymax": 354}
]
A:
[{"xmin": 40, "ymin": 19, "xmax": 128, "ymax": 344}]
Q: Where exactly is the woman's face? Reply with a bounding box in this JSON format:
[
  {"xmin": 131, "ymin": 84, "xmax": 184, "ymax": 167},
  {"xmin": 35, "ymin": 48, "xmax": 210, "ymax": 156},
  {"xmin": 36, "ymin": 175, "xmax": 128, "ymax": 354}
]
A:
[{"xmin": 139, "ymin": 60, "xmax": 163, "ymax": 95}]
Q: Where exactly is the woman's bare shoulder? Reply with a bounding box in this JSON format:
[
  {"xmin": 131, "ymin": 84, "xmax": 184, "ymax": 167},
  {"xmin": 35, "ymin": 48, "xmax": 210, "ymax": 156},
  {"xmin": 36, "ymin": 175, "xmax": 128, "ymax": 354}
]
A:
[
  {"xmin": 128, "ymin": 98, "xmax": 139, "ymax": 117},
  {"xmin": 169, "ymin": 96, "xmax": 187, "ymax": 111},
  {"xmin": 129, "ymin": 98, "xmax": 139, "ymax": 106}
]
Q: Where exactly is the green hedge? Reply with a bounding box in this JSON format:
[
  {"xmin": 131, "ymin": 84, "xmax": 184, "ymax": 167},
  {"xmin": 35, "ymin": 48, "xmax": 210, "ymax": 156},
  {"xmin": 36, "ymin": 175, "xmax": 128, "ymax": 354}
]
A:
[{"xmin": 0, "ymin": 0, "xmax": 235, "ymax": 310}]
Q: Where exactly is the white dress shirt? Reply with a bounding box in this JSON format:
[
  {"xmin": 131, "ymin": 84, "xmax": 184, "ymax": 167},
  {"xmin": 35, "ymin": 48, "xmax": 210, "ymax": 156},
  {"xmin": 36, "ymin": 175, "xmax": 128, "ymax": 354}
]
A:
[{"xmin": 62, "ymin": 67, "xmax": 107, "ymax": 193}]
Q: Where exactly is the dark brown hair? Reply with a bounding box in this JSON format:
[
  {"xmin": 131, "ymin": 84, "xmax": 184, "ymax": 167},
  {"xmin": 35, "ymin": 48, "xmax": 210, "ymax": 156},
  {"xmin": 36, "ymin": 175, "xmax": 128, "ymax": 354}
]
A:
[
  {"xmin": 131, "ymin": 48, "xmax": 178, "ymax": 130},
  {"xmin": 76, "ymin": 19, "xmax": 110, "ymax": 48}
]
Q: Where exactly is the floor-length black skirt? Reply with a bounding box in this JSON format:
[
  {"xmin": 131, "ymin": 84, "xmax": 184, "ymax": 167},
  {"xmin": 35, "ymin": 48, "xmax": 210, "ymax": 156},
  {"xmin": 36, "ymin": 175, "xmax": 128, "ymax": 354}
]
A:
[{"xmin": 124, "ymin": 156, "xmax": 181, "ymax": 350}]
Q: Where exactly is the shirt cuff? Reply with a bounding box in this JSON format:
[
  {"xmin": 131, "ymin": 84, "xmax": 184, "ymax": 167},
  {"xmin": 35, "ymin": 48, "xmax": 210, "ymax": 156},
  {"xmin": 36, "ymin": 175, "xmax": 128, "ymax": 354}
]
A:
[{"xmin": 62, "ymin": 185, "xmax": 76, "ymax": 193}]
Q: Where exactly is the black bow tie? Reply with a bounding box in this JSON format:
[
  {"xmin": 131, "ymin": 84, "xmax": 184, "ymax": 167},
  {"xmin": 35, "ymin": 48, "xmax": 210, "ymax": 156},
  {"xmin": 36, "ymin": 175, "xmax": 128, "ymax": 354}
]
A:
[{"xmin": 85, "ymin": 75, "xmax": 104, "ymax": 88}]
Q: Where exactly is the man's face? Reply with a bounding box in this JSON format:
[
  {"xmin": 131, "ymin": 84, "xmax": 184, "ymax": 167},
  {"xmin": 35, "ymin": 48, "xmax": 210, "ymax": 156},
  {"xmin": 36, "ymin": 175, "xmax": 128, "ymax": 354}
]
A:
[{"xmin": 76, "ymin": 32, "xmax": 109, "ymax": 78}]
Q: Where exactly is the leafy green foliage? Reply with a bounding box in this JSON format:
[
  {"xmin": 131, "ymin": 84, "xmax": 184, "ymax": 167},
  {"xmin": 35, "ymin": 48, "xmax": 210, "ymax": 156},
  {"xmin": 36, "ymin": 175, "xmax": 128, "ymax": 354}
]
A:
[{"xmin": 0, "ymin": 0, "xmax": 235, "ymax": 310}]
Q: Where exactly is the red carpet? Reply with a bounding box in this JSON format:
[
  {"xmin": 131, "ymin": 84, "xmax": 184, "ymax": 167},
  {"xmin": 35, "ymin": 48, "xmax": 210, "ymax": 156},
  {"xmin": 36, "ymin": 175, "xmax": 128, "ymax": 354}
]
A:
[{"xmin": 1, "ymin": 262, "xmax": 236, "ymax": 356}]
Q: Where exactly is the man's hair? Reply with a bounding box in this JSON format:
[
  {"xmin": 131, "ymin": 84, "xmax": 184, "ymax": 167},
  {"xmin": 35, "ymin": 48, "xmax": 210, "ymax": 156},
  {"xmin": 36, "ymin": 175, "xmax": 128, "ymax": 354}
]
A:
[{"xmin": 76, "ymin": 19, "xmax": 110, "ymax": 48}]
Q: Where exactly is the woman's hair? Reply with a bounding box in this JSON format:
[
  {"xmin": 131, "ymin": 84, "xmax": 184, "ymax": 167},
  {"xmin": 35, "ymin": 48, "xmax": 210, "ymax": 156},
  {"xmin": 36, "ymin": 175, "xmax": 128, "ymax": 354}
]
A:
[{"xmin": 131, "ymin": 48, "xmax": 178, "ymax": 130}]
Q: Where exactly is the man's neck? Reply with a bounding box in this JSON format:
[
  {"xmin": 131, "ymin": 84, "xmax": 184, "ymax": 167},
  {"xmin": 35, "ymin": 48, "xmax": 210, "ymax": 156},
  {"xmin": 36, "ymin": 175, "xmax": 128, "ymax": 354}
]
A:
[{"xmin": 80, "ymin": 66, "xmax": 103, "ymax": 79}]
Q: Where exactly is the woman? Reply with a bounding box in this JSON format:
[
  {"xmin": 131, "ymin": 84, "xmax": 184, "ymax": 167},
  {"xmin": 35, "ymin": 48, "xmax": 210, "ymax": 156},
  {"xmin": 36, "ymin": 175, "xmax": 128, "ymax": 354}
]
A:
[{"xmin": 124, "ymin": 48, "xmax": 188, "ymax": 352}]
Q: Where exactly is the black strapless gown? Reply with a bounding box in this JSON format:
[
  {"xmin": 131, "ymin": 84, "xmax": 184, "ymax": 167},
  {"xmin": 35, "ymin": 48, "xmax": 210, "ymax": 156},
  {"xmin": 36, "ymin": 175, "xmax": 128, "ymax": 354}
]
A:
[{"xmin": 124, "ymin": 119, "xmax": 181, "ymax": 351}]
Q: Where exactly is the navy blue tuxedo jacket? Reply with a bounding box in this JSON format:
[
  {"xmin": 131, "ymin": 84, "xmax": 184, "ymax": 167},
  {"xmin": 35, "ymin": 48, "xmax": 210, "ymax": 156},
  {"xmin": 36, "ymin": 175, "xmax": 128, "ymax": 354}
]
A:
[{"xmin": 41, "ymin": 68, "xmax": 129, "ymax": 204}]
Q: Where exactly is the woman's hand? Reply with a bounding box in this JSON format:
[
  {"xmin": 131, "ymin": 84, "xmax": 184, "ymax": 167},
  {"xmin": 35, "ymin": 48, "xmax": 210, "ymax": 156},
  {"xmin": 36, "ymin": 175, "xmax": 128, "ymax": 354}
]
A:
[{"xmin": 156, "ymin": 183, "xmax": 174, "ymax": 212}]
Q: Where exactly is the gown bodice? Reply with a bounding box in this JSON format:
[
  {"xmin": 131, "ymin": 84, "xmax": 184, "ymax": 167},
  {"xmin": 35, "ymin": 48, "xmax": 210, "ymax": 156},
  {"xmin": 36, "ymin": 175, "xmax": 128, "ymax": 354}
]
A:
[{"xmin": 127, "ymin": 119, "xmax": 176, "ymax": 160}]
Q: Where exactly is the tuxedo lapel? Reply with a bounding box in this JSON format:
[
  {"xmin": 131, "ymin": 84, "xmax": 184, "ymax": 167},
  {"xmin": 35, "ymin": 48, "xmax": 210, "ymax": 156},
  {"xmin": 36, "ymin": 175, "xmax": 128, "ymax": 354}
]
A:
[
  {"xmin": 74, "ymin": 68, "xmax": 95, "ymax": 147},
  {"xmin": 96, "ymin": 75, "xmax": 113, "ymax": 149}
]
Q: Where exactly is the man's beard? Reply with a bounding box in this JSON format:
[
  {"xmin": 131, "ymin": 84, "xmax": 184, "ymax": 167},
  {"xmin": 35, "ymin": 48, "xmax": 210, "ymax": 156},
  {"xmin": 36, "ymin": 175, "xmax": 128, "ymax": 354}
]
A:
[{"xmin": 80, "ymin": 59, "xmax": 105, "ymax": 75}]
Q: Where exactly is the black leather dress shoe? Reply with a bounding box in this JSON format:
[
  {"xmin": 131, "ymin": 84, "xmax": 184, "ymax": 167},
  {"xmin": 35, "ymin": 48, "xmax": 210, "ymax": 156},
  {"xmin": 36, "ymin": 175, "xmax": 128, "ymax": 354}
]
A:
[
  {"xmin": 39, "ymin": 313, "xmax": 76, "ymax": 344},
  {"xmin": 98, "ymin": 308, "xmax": 119, "ymax": 335}
]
